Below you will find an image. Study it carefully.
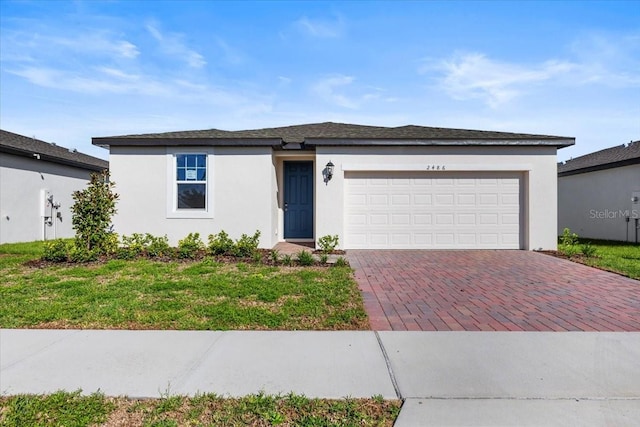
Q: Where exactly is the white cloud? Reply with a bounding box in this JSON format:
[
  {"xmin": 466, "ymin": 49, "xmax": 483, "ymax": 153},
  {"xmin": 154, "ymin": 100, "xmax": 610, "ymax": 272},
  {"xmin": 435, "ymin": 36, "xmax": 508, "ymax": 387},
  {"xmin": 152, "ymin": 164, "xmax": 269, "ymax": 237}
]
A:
[
  {"xmin": 311, "ymin": 76, "xmax": 395, "ymax": 109},
  {"xmin": 145, "ymin": 22, "xmax": 206, "ymax": 68},
  {"xmin": 425, "ymin": 52, "xmax": 576, "ymax": 108},
  {"xmin": 115, "ymin": 41, "xmax": 140, "ymax": 59},
  {"xmin": 7, "ymin": 66, "xmax": 171, "ymax": 96},
  {"xmin": 295, "ymin": 15, "xmax": 345, "ymax": 38},
  {"xmin": 0, "ymin": 29, "xmax": 139, "ymax": 61},
  {"xmin": 569, "ymin": 32, "xmax": 640, "ymax": 87},
  {"xmin": 312, "ymin": 75, "xmax": 358, "ymax": 109}
]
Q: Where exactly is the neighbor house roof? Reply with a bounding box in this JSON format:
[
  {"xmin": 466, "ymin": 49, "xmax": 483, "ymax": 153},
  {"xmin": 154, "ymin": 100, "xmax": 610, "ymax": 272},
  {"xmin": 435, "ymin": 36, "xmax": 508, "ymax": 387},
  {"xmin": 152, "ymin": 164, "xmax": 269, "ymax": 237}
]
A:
[
  {"xmin": 1, "ymin": 129, "xmax": 109, "ymax": 172},
  {"xmin": 93, "ymin": 122, "xmax": 575, "ymax": 148},
  {"xmin": 558, "ymin": 141, "xmax": 640, "ymax": 177}
]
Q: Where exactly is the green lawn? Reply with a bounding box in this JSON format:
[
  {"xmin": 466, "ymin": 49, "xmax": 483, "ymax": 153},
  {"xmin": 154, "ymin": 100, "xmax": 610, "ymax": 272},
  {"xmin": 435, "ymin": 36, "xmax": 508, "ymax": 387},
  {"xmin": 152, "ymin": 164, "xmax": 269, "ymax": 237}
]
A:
[
  {"xmin": 561, "ymin": 239, "xmax": 640, "ymax": 280},
  {"xmin": 0, "ymin": 391, "xmax": 402, "ymax": 427},
  {"xmin": 0, "ymin": 241, "xmax": 368, "ymax": 330}
]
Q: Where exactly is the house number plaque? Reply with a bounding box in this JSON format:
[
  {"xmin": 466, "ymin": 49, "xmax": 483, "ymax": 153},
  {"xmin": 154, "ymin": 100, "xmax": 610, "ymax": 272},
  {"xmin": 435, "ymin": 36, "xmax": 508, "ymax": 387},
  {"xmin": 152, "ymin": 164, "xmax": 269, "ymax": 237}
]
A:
[{"xmin": 425, "ymin": 165, "xmax": 446, "ymax": 170}]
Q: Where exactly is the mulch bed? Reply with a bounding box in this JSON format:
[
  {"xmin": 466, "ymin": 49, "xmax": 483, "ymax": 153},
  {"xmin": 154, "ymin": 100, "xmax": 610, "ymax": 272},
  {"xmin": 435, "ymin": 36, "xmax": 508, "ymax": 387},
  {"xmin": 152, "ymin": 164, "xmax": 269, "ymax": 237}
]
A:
[{"xmin": 25, "ymin": 248, "xmax": 347, "ymax": 269}]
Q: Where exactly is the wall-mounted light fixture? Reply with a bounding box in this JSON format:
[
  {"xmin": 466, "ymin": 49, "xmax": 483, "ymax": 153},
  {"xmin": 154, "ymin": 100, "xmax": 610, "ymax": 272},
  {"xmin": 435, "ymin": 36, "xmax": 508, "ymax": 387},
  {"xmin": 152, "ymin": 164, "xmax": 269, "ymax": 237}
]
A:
[
  {"xmin": 322, "ymin": 161, "xmax": 335, "ymax": 185},
  {"xmin": 326, "ymin": 161, "xmax": 335, "ymax": 180}
]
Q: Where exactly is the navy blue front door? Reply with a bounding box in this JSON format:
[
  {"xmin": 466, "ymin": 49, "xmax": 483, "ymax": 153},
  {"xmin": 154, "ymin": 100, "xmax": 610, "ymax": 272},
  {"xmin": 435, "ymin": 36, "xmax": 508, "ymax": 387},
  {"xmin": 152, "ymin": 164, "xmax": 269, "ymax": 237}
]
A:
[{"xmin": 284, "ymin": 161, "xmax": 314, "ymax": 239}]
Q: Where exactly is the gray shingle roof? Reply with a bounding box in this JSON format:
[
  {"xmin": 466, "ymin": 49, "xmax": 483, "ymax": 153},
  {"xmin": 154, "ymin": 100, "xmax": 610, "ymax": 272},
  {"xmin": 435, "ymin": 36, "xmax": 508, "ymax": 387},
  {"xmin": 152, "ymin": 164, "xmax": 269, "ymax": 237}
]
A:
[
  {"xmin": 558, "ymin": 141, "xmax": 640, "ymax": 176},
  {"xmin": 1, "ymin": 129, "xmax": 109, "ymax": 171},
  {"xmin": 93, "ymin": 122, "xmax": 575, "ymax": 147}
]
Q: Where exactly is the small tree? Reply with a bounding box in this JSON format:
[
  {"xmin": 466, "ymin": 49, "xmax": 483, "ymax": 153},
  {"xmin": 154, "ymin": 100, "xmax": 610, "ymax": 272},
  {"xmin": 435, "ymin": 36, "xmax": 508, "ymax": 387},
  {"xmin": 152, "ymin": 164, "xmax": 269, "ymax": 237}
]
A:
[{"xmin": 71, "ymin": 170, "xmax": 119, "ymax": 253}]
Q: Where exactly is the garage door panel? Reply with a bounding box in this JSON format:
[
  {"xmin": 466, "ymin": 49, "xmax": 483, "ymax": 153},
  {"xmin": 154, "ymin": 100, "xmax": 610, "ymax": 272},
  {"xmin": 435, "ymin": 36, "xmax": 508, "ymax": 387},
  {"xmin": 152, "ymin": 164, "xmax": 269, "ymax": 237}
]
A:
[
  {"xmin": 413, "ymin": 194, "xmax": 432, "ymax": 205},
  {"xmin": 458, "ymin": 194, "xmax": 476, "ymax": 205},
  {"xmin": 345, "ymin": 171, "xmax": 522, "ymax": 249},
  {"xmin": 457, "ymin": 213, "xmax": 476, "ymax": 225},
  {"xmin": 435, "ymin": 194, "xmax": 454, "ymax": 205}
]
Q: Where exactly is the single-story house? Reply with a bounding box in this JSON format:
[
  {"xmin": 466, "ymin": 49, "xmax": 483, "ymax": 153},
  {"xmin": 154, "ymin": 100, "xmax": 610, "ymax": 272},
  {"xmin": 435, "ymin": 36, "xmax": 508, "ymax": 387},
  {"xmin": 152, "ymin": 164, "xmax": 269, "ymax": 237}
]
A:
[
  {"xmin": 93, "ymin": 122, "xmax": 574, "ymax": 250},
  {"xmin": 0, "ymin": 129, "xmax": 109, "ymax": 244},
  {"xmin": 558, "ymin": 141, "xmax": 640, "ymax": 242}
]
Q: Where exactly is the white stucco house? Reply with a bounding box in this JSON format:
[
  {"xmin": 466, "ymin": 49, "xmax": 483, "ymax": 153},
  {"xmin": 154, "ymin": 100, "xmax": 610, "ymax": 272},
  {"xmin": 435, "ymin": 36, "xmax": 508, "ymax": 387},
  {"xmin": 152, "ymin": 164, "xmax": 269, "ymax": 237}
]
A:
[
  {"xmin": 558, "ymin": 141, "xmax": 640, "ymax": 242},
  {"xmin": 0, "ymin": 130, "xmax": 109, "ymax": 244},
  {"xmin": 93, "ymin": 122, "xmax": 574, "ymax": 250}
]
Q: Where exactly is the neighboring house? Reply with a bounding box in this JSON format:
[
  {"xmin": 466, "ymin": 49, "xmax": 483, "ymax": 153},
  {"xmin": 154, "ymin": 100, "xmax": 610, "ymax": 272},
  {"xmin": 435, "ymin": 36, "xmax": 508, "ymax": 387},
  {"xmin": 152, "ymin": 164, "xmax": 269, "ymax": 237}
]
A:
[
  {"xmin": 93, "ymin": 122, "xmax": 574, "ymax": 250},
  {"xmin": 0, "ymin": 130, "xmax": 109, "ymax": 244},
  {"xmin": 558, "ymin": 141, "xmax": 640, "ymax": 242}
]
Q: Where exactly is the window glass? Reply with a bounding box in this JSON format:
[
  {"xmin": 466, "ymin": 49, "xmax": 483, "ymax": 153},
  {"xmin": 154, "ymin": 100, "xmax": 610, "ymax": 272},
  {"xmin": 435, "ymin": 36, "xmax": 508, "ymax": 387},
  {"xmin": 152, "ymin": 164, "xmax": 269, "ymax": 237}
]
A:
[{"xmin": 176, "ymin": 154, "xmax": 206, "ymax": 209}]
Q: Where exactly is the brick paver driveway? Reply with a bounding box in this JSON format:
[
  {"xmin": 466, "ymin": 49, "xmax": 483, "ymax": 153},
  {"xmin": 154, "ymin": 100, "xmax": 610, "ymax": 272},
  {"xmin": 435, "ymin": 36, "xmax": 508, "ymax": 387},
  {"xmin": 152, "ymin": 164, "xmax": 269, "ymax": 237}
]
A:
[{"xmin": 348, "ymin": 250, "xmax": 640, "ymax": 331}]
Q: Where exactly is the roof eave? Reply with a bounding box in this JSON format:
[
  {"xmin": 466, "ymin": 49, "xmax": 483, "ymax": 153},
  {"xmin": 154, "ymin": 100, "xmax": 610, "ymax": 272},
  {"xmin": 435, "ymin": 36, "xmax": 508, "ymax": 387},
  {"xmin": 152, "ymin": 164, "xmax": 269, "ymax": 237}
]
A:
[
  {"xmin": 558, "ymin": 157, "xmax": 640, "ymax": 177},
  {"xmin": 307, "ymin": 138, "xmax": 576, "ymax": 147},
  {"xmin": 92, "ymin": 137, "xmax": 283, "ymax": 148},
  {"xmin": 0, "ymin": 145, "xmax": 108, "ymax": 172}
]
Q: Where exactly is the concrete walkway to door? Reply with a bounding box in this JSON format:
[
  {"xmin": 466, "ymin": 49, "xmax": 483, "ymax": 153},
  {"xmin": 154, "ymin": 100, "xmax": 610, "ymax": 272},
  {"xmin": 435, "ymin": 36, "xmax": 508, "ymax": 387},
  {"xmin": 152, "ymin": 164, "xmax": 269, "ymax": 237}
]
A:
[{"xmin": 348, "ymin": 250, "xmax": 640, "ymax": 331}]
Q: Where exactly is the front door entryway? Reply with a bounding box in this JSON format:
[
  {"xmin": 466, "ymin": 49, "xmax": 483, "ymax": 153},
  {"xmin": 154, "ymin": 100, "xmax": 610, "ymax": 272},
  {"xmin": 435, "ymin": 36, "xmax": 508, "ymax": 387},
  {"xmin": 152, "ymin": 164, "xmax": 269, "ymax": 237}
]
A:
[{"xmin": 284, "ymin": 161, "xmax": 314, "ymax": 239}]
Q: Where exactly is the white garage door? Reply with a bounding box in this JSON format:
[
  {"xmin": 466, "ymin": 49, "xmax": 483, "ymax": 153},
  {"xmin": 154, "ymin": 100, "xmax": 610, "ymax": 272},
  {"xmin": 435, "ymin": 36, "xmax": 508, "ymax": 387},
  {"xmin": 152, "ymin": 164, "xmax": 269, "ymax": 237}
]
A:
[{"xmin": 344, "ymin": 171, "xmax": 522, "ymax": 249}]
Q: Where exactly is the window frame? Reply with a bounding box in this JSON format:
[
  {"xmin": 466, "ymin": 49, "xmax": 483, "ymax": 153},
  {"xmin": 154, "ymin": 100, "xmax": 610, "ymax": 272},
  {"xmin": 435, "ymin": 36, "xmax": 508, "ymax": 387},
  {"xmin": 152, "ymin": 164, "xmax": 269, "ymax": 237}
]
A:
[{"xmin": 166, "ymin": 147, "xmax": 214, "ymax": 219}]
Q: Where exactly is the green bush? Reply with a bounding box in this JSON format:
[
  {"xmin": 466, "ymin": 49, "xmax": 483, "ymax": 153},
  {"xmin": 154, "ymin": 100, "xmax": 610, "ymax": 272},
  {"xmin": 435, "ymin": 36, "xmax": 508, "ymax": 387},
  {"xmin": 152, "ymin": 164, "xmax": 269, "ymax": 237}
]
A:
[
  {"xmin": 177, "ymin": 233, "xmax": 205, "ymax": 259},
  {"xmin": 581, "ymin": 242, "xmax": 597, "ymax": 258},
  {"xmin": 115, "ymin": 246, "xmax": 137, "ymax": 260},
  {"xmin": 560, "ymin": 228, "xmax": 579, "ymax": 246},
  {"xmin": 317, "ymin": 234, "xmax": 339, "ymax": 253},
  {"xmin": 208, "ymin": 230, "xmax": 234, "ymax": 255},
  {"xmin": 269, "ymin": 249, "xmax": 280, "ymax": 264},
  {"xmin": 233, "ymin": 230, "xmax": 261, "ymax": 257},
  {"xmin": 71, "ymin": 170, "xmax": 118, "ymax": 254},
  {"xmin": 69, "ymin": 245, "xmax": 99, "ymax": 263},
  {"xmin": 281, "ymin": 254, "xmax": 293, "ymax": 266},
  {"xmin": 101, "ymin": 232, "xmax": 119, "ymax": 256},
  {"xmin": 561, "ymin": 244, "xmax": 580, "ymax": 258},
  {"xmin": 296, "ymin": 250, "xmax": 315, "ymax": 266},
  {"xmin": 42, "ymin": 239, "xmax": 69, "ymax": 262},
  {"xmin": 559, "ymin": 227, "xmax": 581, "ymax": 258},
  {"xmin": 120, "ymin": 233, "xmax": 148, "ymax": 257},
  {"xmin": 319, "ymin": 253, "xmax": 329, "ymax": 264},
  {"xmin": 146, "ymin": 234, "xmax": 172, "ymax": 257},
  {"xmin": 334, "ymin": 256, "xmax": 348, "ymax": 267}
]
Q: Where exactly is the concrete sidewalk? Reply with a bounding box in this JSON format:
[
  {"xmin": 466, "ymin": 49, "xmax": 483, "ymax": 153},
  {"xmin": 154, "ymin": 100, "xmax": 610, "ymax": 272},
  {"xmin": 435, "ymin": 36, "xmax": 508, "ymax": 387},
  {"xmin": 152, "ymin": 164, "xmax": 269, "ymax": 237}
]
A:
[{"xmin": 1, "ymin": 330, "xmax": 639, "ymax": 426}]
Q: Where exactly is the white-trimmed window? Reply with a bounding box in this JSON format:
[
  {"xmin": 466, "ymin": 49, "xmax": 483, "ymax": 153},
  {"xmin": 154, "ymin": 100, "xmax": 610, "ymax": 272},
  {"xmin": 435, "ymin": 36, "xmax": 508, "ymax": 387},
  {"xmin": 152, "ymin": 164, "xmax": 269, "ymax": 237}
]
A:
[
  {"xmin": 167, "ymin": 149, "xmax": 214, "ymax": 218},
  {"xmin": 176, "ymin": 154, "xmax": 207, "ymax": 209}
]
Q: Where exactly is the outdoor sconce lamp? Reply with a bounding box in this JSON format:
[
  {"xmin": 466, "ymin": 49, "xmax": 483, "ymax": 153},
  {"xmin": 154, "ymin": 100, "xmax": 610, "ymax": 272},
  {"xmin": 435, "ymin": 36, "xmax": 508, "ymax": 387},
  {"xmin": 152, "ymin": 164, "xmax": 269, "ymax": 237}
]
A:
[{"xmin": 326, "ymin": 161, "xmax": 335, "ymax": 180}]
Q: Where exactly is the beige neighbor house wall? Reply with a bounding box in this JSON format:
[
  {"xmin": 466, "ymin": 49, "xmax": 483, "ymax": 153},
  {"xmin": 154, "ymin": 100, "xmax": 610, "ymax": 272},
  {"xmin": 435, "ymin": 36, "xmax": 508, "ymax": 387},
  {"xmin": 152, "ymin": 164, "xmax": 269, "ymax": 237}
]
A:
[
  {"xmin": 109, "ymin": 146, "xmax": 277, "ymax": 247},
  {"xmin": 0, "ymin": 152, "xmax": 95, "ymax": 244},
  {"xmin": 315, "ymin": 145, "xmax": 560, "ymax": 251},
  {"xmin": 558, "ymin": 164, "xmax": 640, "ymax": 242}
]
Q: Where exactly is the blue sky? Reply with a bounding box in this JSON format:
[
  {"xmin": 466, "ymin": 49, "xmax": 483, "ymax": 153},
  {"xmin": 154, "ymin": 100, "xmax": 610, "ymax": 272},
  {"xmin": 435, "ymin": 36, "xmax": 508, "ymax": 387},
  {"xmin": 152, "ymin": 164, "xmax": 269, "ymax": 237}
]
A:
[{"xmin": 1, "ymin": 1, "xmax": 638, "ymax": 161}]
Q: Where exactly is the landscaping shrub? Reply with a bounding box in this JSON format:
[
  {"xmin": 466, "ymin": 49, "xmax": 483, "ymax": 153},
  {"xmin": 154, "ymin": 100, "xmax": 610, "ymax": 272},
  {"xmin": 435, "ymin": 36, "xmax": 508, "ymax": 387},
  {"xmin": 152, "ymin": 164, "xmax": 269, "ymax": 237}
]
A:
[
  {"xmin": 233, "ymin": 230, "xmax": 261, "ymax": 257},
  {"xmin": 269, "ymin": 249, "xmax": 280, "ymax": 264},
  {"xmin": 146, "ymin": 234, "xmax": 172, "ymax": 258},
  {"xmin": 319, "ymin": 253, "xmax": 329, "ymax": 264},
  {"xmin": 120, "ymin": 233, "xmax": 148, "ymax": 258},
  {"xmin": 560, "ymin": 228, "xmax": 579, "ymax": 246},
  {"xmin": 581, "ymin": 242, "xmax": 597, "ymax": 258},
  {"xmin": 559, "ymin": 227, "xmax": 580, "ymax": 257},
  {"xmin": 208, "ymin": 230, "xmax": 234, "ymax": 255},
  {"xmin": 281, "ymin": 254, "xmax": 293, "ymax": 266},
  {"xmin": 71, "ymin": 170, "xmax": 118, "ymax": 254},
  {"xmin": 69, "ymin": 245, "xmax": 99, "ymax": 263},
  {"xmin": 42, "ymin": 239, "xmax": 69, "ymax": 262},
  {"xmin": 177, "ymin": 233, "xmax": 205, "ymax": 259},
  {"xmin": 317, "ymin": 234, "xmax": 339, "ymax": 253},
  {"xmin": 296, "ymin": 250, "xmax": 315, "ymax": 266},
  {"xmin": 334, "ymin": 256, "xmax": 348, "ymax": 267},
  {"xmin": 115, "ymin": 246, "xmax": 138, "ymax": 260}
]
